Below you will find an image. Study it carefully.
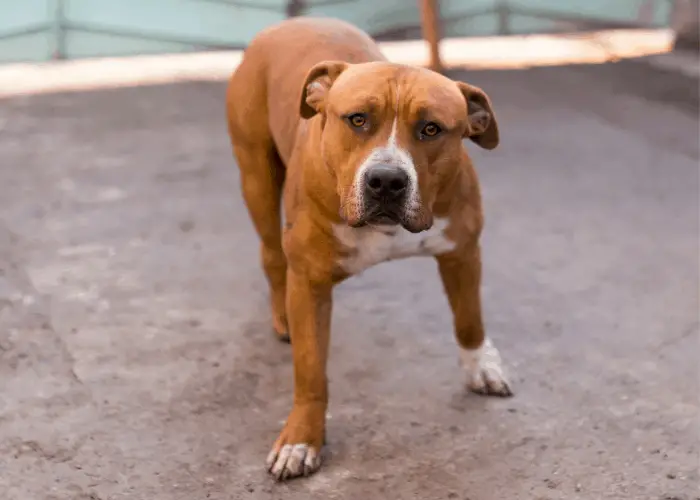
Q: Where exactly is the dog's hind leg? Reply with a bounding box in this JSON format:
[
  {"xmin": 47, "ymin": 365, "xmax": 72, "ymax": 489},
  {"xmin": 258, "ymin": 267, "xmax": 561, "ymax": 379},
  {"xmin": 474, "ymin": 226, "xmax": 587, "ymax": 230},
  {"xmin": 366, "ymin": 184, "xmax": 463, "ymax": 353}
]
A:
[
  {"xmin": 230, "ymin": 142, "xmax": 289, "ymax": 342},
  {"xmin": 226, "ymin": 51, "xmax": 290, "ymax": 342}
]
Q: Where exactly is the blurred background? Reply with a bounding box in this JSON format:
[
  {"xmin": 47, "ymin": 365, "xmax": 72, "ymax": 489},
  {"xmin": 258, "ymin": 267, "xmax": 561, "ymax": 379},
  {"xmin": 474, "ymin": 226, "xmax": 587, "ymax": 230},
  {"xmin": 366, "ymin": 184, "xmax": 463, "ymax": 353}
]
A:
[
  {"xmin": 0, "ymin": 2, "xmax": 698, "ymax": 500},
  {"xmin": 0, "ymin": 0, "xmax": 698, "ymax": 62}
]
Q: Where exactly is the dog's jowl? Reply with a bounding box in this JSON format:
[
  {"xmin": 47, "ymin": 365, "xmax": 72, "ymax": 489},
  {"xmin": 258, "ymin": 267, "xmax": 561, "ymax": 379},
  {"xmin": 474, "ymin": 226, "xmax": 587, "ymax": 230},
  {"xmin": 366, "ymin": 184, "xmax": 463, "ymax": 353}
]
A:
[{"xmin": 226, "ymin": 17, "xmax": 511, "ymax": 481}]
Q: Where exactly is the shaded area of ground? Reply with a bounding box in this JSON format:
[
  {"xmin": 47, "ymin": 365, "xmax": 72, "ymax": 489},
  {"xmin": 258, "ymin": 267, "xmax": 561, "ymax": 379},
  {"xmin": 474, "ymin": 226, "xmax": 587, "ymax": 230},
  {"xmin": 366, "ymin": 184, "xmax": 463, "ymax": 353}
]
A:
[{"xmin": 0, "ymin": 60, "xmax": 698, "ymax": 500}]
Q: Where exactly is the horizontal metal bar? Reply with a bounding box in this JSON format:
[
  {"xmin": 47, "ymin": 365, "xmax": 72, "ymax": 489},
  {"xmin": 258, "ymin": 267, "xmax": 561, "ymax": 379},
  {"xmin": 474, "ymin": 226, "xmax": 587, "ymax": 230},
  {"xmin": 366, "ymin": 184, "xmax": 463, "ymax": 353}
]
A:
[
  {"xmin": 303, "ymin": 0, "xmax": 357, "ymax": 7},
  {"xmin": 197, "ymin": 0, "xmax": 287, "ymax": 12},
  {"xmin": 61, "ymin": 21, "xmax": 249, "ymax": 50},
  {"xmin": 373, "ymin": 7, "xmax": 495, "ymax": 40},
  {"xmin": 0, "ymin": 23, "xmax": 51, "ymax": 41},
  {"xmin": 372, "ymin": 8, "xmax": 496, "ymax": 38},
  {"xmin": 438, "ymin": 7, "xmax": 497, "ymax": 23},
  {"xmin": 509, "ymin": 6, "xmax": 667, "ymax": 29}
]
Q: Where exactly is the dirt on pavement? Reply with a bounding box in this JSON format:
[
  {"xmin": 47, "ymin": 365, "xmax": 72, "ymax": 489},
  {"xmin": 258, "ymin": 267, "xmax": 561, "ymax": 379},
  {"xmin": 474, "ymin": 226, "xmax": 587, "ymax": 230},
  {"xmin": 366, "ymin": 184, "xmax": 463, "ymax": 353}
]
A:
[{"xmin": 0, "ymin": 59, "xmax": 698, "ymax": 500}]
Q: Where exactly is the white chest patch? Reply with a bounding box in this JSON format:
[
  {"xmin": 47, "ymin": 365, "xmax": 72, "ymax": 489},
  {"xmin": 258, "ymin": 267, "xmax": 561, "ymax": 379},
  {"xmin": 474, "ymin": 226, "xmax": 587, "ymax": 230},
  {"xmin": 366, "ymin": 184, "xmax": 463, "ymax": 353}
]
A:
[{"xmin": 333, "ymin": 217, "xmax": 457, "ymax": 275}]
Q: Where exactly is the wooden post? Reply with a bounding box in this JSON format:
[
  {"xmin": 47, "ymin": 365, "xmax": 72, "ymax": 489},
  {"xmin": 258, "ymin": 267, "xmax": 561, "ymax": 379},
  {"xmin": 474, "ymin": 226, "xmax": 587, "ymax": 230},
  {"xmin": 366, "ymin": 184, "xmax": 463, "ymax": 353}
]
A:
[{"xmin": 419, "ymin": 0, "xmax": 443, "ymax": 73}]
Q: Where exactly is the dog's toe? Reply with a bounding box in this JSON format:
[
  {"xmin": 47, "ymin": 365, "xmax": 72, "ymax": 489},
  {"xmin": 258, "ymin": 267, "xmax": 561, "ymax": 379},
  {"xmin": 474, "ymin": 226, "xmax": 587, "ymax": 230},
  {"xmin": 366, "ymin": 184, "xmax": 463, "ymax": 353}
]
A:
[
  {"xmin": 468, "ymin": 370, "xmax": 513, "ymax": 397},
  {"xmin": 272, "ymin": 329, "xmax": 291, "ymax": 344},
  {"xmin": 267, "ymin": 443, "xmax": 320, "ymax": 481},
  {"xmin": 460, "ymin": 338, "xmax": 513, "ymax": 398}
]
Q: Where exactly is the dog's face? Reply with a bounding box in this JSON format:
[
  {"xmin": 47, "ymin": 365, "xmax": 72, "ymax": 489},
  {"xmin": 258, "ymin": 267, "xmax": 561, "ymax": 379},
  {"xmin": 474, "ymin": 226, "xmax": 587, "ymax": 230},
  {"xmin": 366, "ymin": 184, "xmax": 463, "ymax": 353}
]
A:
[{"xmin": 299, "ymin": 61, "xmax": 499, "ymax": 233}]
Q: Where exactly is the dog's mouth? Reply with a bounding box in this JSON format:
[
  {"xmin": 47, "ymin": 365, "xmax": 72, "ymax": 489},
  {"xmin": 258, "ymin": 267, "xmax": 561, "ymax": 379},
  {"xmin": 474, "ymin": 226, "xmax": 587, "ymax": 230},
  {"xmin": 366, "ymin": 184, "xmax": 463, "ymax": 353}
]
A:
[
  {"xmin": 366, "ymin": 209, "xmax": 401, "ymax": 226},
  {"xmin": 342, "ymin": 197, "xmax": 431, "ymax": 233},
  {"xmin": 349, "ymin": 203, "xmax": 406, "ymax": 229}
]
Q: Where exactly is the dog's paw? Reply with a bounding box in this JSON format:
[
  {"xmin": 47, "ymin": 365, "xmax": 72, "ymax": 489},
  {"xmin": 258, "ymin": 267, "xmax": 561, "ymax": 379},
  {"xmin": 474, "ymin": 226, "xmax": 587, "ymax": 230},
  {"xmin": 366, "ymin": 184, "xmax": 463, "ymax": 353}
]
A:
[
  {"xmin": 266, "ymin": 403, "xmax": 326, "ymax": 481},
  {"xmin": 266, "ymin": 443, "xmax": 321, "ymax": 480},
  {"xmin": 460, "ymin": 338, "xmax": 513, "ymax": 397},
  {"xmin": 273, "ymin": 329, "xmax": 291, "ymax": 344},
  {"xmin": 272, "ymin": 315, "xmax": 291, "ymax": 344}
]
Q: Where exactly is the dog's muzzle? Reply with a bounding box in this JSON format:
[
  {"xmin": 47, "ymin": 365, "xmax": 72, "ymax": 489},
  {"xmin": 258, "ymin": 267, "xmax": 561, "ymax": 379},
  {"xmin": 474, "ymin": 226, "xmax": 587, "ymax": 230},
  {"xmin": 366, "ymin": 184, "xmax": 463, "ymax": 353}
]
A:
[{"xmin": 362, "ymin": 164, "xmax": 410, "ymax": 225}]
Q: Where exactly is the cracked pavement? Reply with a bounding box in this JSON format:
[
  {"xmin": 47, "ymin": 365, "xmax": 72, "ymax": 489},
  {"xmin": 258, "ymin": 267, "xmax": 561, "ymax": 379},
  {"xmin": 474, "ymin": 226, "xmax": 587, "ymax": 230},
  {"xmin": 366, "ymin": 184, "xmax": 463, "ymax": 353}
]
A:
[{"xmin": 0, "ymin": 59, "xmax": 698, "ymax": 500}]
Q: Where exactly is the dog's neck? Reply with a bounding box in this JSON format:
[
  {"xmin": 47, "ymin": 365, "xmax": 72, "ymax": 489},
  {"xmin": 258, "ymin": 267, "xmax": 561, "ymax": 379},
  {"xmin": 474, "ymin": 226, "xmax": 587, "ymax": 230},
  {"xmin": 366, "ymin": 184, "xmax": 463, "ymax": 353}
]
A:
[{"xmin": 292, "ymin": 116, "xmax": 344, "ymax": 225}]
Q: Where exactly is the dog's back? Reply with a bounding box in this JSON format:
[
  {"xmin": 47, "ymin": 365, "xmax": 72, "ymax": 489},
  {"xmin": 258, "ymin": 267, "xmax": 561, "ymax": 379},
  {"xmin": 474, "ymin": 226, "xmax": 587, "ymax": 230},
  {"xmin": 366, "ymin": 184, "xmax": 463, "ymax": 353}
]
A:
[{"xmin": 226, "ymin": 17, "xmax": 385, "ymax": 165}]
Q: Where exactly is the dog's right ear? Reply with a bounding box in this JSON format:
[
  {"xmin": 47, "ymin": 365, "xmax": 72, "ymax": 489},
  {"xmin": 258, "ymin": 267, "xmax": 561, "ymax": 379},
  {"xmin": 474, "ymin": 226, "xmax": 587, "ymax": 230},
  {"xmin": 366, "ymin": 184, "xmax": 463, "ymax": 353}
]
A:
[
  {"xmin": 456, "ymin": 82, "xmax": 499, "ymax": 150},
  {"xmin": 299, "ymin": 61, "xmax": 349, "ymax": 119}
]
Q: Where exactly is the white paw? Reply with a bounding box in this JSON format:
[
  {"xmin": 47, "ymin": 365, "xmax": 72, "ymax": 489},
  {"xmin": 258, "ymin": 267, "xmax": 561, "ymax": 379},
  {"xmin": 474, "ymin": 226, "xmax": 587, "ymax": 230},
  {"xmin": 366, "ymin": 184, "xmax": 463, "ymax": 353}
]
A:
[
  {"xmin": 266, "ymin": 443, "xmax": 321, "ymax": 481},
  {"xmin": 460, "ymin": 338, "xmax": 513, "ymax": 397}
]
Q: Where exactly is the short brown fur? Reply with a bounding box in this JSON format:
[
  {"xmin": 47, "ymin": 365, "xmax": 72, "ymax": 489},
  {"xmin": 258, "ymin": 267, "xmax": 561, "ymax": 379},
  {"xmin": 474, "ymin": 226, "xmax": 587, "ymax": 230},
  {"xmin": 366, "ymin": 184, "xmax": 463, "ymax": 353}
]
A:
[{"xmin": 226, "ymin": 17, "xmax": 507, "ymax": 481}]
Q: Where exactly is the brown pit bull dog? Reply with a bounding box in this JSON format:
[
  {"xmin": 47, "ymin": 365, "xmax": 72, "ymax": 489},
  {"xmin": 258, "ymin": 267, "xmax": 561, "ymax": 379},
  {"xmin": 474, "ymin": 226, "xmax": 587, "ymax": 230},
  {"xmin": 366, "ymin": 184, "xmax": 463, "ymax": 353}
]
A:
[{"xmin": 226, "ymin": 17, "xmax": 512, "ymax": 481}]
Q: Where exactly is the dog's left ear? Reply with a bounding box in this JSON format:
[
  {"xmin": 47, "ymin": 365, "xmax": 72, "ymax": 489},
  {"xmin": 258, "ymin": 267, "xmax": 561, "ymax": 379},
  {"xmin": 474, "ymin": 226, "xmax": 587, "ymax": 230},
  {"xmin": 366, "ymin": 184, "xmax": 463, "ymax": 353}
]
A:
[
  {"xmin": 299, "ymin": 61, "xmax": 349, "ymax": 119},
  {"xmin": 456, "ymin": 82, "xmax": 499, "ymax": 150}
]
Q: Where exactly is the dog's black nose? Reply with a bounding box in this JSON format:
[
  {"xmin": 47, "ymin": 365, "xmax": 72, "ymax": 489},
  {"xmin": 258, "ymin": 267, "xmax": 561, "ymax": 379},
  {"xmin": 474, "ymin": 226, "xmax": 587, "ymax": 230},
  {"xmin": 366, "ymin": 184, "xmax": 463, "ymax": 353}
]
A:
[{"xmin": 365, "ymin": 165, "xmax": 409, "ymax": 199}]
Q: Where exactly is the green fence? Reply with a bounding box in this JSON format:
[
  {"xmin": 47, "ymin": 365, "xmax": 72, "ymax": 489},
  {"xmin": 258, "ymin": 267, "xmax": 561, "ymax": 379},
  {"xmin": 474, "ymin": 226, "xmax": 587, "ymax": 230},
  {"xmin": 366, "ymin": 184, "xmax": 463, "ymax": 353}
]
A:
[{"xmin": 0, "ymin": 0, "xmax": 677, "ymax": 63}]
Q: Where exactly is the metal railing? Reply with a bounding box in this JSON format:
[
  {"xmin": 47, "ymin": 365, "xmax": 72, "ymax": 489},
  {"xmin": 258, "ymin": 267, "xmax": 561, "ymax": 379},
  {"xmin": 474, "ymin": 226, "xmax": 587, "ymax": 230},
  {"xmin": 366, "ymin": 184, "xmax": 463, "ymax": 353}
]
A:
[{"xmin": 0, "ymin": 0, "xmax": 690, "ymax": 64}]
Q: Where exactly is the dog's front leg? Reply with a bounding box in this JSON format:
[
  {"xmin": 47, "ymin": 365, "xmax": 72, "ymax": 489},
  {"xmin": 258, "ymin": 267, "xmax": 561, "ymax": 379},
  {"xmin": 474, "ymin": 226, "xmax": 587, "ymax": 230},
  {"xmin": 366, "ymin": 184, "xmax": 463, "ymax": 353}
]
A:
[
  {"xmin": 266, "ymin": 268, "xmax": 331, "ymax": 480},
  {"xmin": 437, "ymin": 245, "xmax": 513, "ymax": 397}
]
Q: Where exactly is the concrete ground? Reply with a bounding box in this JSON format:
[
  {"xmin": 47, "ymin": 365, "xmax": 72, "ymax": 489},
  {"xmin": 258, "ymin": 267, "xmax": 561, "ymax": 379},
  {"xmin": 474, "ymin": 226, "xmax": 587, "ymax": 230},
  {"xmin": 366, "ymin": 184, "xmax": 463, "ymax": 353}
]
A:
[{"xmin": 0, "ymin": 59, "xmax": 698, "ymax": 500}]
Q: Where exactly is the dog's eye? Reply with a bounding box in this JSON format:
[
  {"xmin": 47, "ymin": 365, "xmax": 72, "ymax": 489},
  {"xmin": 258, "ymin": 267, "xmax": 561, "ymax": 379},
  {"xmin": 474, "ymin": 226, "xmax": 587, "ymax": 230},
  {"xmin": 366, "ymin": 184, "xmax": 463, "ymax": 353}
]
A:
[
  {"xmin": 347, "ymin": 113, "xmax": 368, "ymax": 129},
  {"xmin": 419, "ymin": 122, "xmax": 442, "ymax": 139}
]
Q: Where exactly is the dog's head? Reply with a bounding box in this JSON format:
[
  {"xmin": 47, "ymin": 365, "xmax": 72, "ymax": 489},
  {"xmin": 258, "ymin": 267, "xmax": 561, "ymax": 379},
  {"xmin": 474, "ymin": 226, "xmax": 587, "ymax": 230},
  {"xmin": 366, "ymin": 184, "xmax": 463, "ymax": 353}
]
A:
[{"xmin": 299, "ymin": 60, "xmax": 499, "ymax": 233}]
